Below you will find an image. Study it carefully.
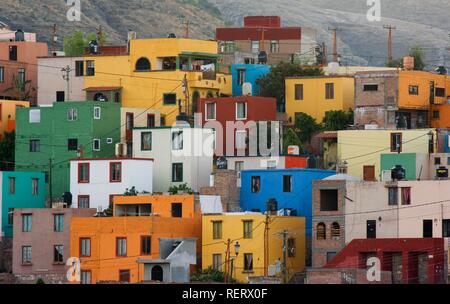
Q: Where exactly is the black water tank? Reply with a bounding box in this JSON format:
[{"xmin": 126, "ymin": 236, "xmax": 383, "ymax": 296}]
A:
[
  {"xmin": 89, "ymin": 40, "xmax": 99, "ymax": 54},
  {"xmin": 216, "ymin": 157, "xmax": 228, "ymax": 170},
  {"xmin": 15, "ymin": 29, "xmax": 25, "ymax": 41},
  {"xmin": 258, "ymin": 51, "xmax": 268, "ymax": 64},
  {"xmin": 436, "ymin": 166, "xmax": 448, "ymax": 178},
  {"xmin": 63, "ymin": 192, "xmax": 73, "ymax": 206},
  {"xmin": 391, "ymin": 165, "xmax": 406, "ymax": 181}
]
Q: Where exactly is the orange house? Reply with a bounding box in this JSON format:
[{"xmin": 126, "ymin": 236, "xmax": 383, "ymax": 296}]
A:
[
  {"xmin": 70, "ymin": 194, "xmax": 202, "ymax": 284},
  {"xmin": 431, "ymin": 74, "xmax": 450, "ymax": 128},
  {"xmin": 0, "ymin": 99, "xmax": 29, "ymax": 138}
]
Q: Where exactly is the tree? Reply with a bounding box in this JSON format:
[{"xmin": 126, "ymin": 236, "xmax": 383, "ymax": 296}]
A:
[
  {"xmin": 0, "ymin": 131, "xmax": 14, "ymax": 171},
  {"xmin": 293, "ymin": 112, "xmax": 322, "ymax": 143},
  {"xmin": 4, "ymin": 74, "xmax": 36, "ymax": 102},
  {"xmin": 408, "ymin": 46, "xmax": 425, "ymax": 70},
  {"xmin": 257, "ymin": 63, "xmax": 323, "ymax": 111},
  {"xmin": 323, "ymin": 109, "xmax": 354, "ymax": 131},
  {"xmin": 282, "ymin": 128, "xmax": 303, "ymax": 154},
  {"xmin": 168, "ymin": 183, "xmax": 193, "ymax": 195},
  {"xmin": 63, "ymin": 31, "xmax": 106, "ymax": 57}
]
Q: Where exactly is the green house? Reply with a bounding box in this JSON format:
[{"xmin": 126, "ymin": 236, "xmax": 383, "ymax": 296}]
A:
[
  {"xmin": 380, "ymin": 153, "xmax": 429, "ymax": 181},
  {"xmin": 15, "ymin": 101, "xmax": 120, "ymax": 203}
]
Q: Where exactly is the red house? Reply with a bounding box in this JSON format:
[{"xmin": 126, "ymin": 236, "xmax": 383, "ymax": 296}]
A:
[{"xmin": 196, "ymin": 96, "xmax": 278, "ymax": 157}]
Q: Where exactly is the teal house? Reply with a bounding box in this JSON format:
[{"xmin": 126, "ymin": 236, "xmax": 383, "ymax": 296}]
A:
[
  {"xmin": 0, "ymin": 171, "xmax": 46, "ymax": 237},
  {"xmin": 380, "ymin": 153, "xmax": 429, "ymax": 181},
  {"xmin": 15, "ymin": 101, "xmax": 120, "ymax": 203}
]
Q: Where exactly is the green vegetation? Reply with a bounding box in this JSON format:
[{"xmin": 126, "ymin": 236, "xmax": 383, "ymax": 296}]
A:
[
  {"xmin": 0, "ymin": 131, "xmax": 15, "ymax": 171},
  {"xmin": 191, "ymin": 267, "xmax": 232, "ymax": 283},
  {"xmin": 63, "ymin": 30, "xmax": 107, "ymax": 57},
  {"xmin": 388, "ymin": 45, "xmax": 426, "ymax": 70},
  {"xmin": 168, "ymin": 183, "xmax": 194, "ymax": 195},
  {"xmin": 4, "ymin": 74, "xmax": 36, "ymax": 102},
  {"xmin": 323, "ymin": 109, "xmax": 354, "ymax": 131},
  {"xmin": 282, "ymin": 128, "xmax": 303, "ymax": 155}
]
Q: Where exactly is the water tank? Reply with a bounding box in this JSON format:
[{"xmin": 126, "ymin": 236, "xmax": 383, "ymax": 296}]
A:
[
  {"xmin": 216, "ymin": 157, "xmax": 228, "ymax": 170},
  {"xmin": 167, "ymin": 33, "xmax": 177, "ymax": 38},
  {"xmin": 258, "ymin": 51, "xmax": 268, "ymax": 64},
  {"xmin": 62, "ymin": 192, "xmax": 73, "ymax": 206},
  {"xmin": 436, "ymin": 166, "xmax": 448, "ymax": 179},
  {"xmin": 89, "ymin": 40, "xmax": 99, "ymax": 54},
  {"xmin": 403, "ymin": 56, "xmax": 414, "ymax": 70},
  {"xmin": 391, "ymin": 165, "xmax": 406, "ymax": 181},
  {"xmin": 15, "ymin": 29, "xmax": 25, "ymax": 41}
]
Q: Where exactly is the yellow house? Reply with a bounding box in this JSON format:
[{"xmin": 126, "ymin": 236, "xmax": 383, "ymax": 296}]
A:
[
  {"xmin": 285, "ymin": 76, "xmax": 354, "ymax": 124},
  {"xmin": 202, "ymin": 213, "xmax": 305, "ymax": 283},
  {"xmin": 0, "ymin": 99, "xmax": 29, "ymax": 138},
  {"xmin": 84, "ymin": 38, "xmax": 232, "ymax": 128},
  {"xmin": 337, "ymin": 129, "xmax": 435, "ymax": 181}
]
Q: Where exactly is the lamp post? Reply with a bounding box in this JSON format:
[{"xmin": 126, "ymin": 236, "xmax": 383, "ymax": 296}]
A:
[{"xmin": 230, "ymin": 241, "xmax": 240, "ymax": 283}]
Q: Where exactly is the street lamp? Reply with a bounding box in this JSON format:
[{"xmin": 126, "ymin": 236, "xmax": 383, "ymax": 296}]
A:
[
  {"xmin": 234, "ymin": 241, "xmax": 240, "ymax": 256},
  {"xmin": 230, "ymin": 241, "xmax": 240, "ymax": 282}
]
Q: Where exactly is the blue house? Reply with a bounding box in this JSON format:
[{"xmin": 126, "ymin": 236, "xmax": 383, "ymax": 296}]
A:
[
  {"xmin": 0, "ymin": 171, "xmax": 46, "ymax": 237},
  {"xmin": 231, "ymin": 64, "xmax": 271, "ymax": 96},
  {"xmin": 240, "ymin": 168, "xmax": 335, "ymax": 237}
]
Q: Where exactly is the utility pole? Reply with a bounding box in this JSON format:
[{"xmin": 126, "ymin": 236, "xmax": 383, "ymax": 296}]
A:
[
  {"xmin": 282, "ymin": 230, "xmax": 288, "ymax": 284},
  {"xmin": 48, "ymin": 158, "xmax": 53, "ymax": 207},
  {"xmin": 182, "ymin": 74, "xmax": 189, "ymax": 117},
  {"xmin": 257, "ymin": 28, "xmax": 268, "ymax": 52},
  {"xmin": 264, "ymin": 212, "xmax": 270, "ymax": 276},
  {"xmin": 184, "ymin": 20, "xmax": 190, "ymax": 39},
  {"xmin": 51, "ymin": 24, "xmax": 57, "ymax": 54},
  {"xmin": 62, "ymin": 65, "xmax": 72, "ymax": 101},
  {"xmin": 97, "ymin": 25, "xmax": 103, "ymax": 45},
  {"xmin": 328, "ymin": 27, "xmax": 339, "ymax": 63},
  {"xmin": 224, "ymin": 238, "xmax": 231, "ymax": 283},
  {"xmin": 383, "ymin": 25, "xmax": 396, "ymax": 65}
]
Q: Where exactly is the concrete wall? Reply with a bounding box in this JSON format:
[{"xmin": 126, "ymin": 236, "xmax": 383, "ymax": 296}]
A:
[
  {"xmin": 37, "ymin": 57, "xmax": 85, "ymax": 105},
  {"xmin": 70, "ymin": 158, "xmax": 154, "ymax": 211},
  {"xmin": 12, "ymin": 208, "xmax": 96, "ymax": 283}
]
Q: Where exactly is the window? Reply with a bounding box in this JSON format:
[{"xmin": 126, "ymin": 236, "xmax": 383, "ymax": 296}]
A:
[
  {"xmin": 119, "ymin": 270, "xmax": 130, "ymax": 283},
  {"xmin": 116, "ymin": 238, "xmax": 127, "ymax": 257},
  {"xmin": 67, "ymin": 108, "xmax": 78, "ymax": 121},
  {"xmin": 401, "ymin": 187, "xmax": 411, "ymax": 205},
  {"xmin": 172, "ymin": 131, "xmax": 183, "ymax": 150},
  {"xmin": 288, "ymin": 239, "xmax": 296, "ymax": 257},
  {"xmin": 147, "ymin": 114, "xmax": 155, "ymax": 127},
  {"xmin": 32, "ymin": 178, "xmax": 39, "ymax": 195},
  {"xmin": 29, "ymin": 139, "xmax": 40, "ymax": 152},
  {"xmin": 388, "ymin": 187, "xmax": 398, "ymax": 205},
  {"xmin": 236, "ymin": 102, "xmax": 247, "ymax": 119},
  {"xmin": 320, "ymin": 190, "xmax": 338, "ymax": 211},
  {"xmin": 172, "ymin": 163, "xmax": 183, "ymax": 182},
  {"xmin": 213, "ymin": 254, "xmax": 222, "ymax": 271},
  {"xmin": 93, "ymin": 107, "xmax": 101, "ymax": 119},
  {"xmin": 86, "ymin": 60, "xmax": 95, "ymax": 76},
  {"xmin": 390, "ymin": 133, "xmax": 402, "ymax": 152},
  {"xmin": 363, "ymin": 84, "xmax": 379, "ymax": 91},
  {"xmin": 212, "ymin": 221, "xmax": 222, "ymax": 240},
  {"xmin": 317, "ymin": 223, "xmax": 326, "ymax": 240},
  {"xmin": 136, "ymin": 57, "xmax": 151, "ymax": 71},
  {"xmin": 18, "ymin": 68, "xmax": 25, "ymax": 91},
  {"xmin": 9, "ymin": 45, "xmax": 17, "ymax": 61},
  {"xmin": 80, "ymin": 238, "xmax": 91, "ymax": 257},
  {"xmin": 235, "ymin": 161, "xmax": 244, "ymax": 172},
  {"xmin": 436, "ymin": 87, "xmax": 446, "ymax": 97},
  {"xmin": 325, "ymin": 83, "xmax": 334, "ymax": 99},
  {"xmin": 141, "ymin": 132, "xmax": 152, "ymax": 151},
  {"xmin": 251, "ymin": 176, "xmax": 260, "ymax": 193},
  {"xmin": 80, "ymin": 270, "xmax": 91, "ymax": 284},
  {"xmin": 22, "ymin": 246, "xmax": 32, "ymax": 264},
  {"xmin": 363, "ymin": 165, "xmax": 376, "ymax": 181},
  {"xmin": 423, "ymin": 220, "xmax": 433, "ymax": 238},
  {"xmin": 236, "ymin": 130, "xmax": 247, "ymax": 149},
  {"xmin": 54, "ymin": 214, "xmax": 64, "ymax": 232},
  {"xmin": 433, "ymin": 111, "xmax": 440, "ymax": 119},
  {"xmin": 283, "ymin": 175, "xmax": 292, "ymax": 192},
  {"xmin": 206, "ymin": 103, "xmax": 216, "ymax": 120},
  {"xmin": 367, "ymin": 220, "xmax": 377, "ymax": 239},
  {"xmin": 8, "ymin": 208, "xmax": 14, "ymax": 225},
  {"xmin": 243, "ymin": 220, "xmax": 253, "ymax": 239},
  {"xmin": 93, "ymin": 139, "xmax": 101, "ymax": 151},
  {"xmin": 56, "ymin": 91, "xmax": 65, "ymax": 102},
  {"xmin": 237, "ymin": 69, "xmax": 246, "ymax": 86},
  {"xmin": 68, "ymin": 138, "xmax": 78, "ymax": 151},
  {"xmin": 78, "ymin": 163, "xmax": 90, "ymax": 183},
  {"xmin": 251, "ymin": 41, "xmax": 260, "ymax": 54},
  {"xmin": 78, "ymin": 195, "xmax": 90, "ymax": 208},
  {"xmin": 29, "ymin": 109, "xmax": 41, "ymax": 123},
  {"xmin": 22, "ymin": 214, "xmax": 32, "ymax": 232},
  {"xmin": 141, "ymin": 236, "xmax": 151, "ymax": 255},
  {"xmin": 110, "ymin": 162, "xmax": 122, "ymax": 183},
  {"xmin": 224, "ymin": 41, "xmax": 235, "ymax": 53},
  {"xmin": 244, "ymin": 253, "xmax": 253, "ymax": 271},
  {"xmin": 443, "ymin": 219, "xmax": 450, "ymax": 237},
  {"xmin": 0, "ymin": 66, "xmax": 4, "ymax": 83},
  {"xmin": 447, "ymin": 157, "xmax": 450, "ymax": 166},
  {"xmin": 295, "ymin": 84, "xmax": 303, "ymax": 100},
  {"xmin": 75, "ymin": 61, "xmax": 84, "ymax": 77},
  {"xmin": 270, "ymin": 40, "xmax": 279, "ymax": 53},
  {"xmin": 171, "ymin": 203, "xmax": 183, "ymax": 218},
  {"xmin": 54, "ymin": 245, "xmax": 64, "ymax": 263},
  {"xmin": 434, "ymin": 157, "xmax": 441, "ymax": 165},
  {"xmin": 126, "ymin": 112, "xmax": 134, "ymax": 131},
  {"xmin": 408, "ymin": 85, "xmax": 419, "ymax": 95},
  {"xmin": 163, "ymin": 93, "xmax": 177, "ymax": 105},
  {"xmin": 331, "ymin": 222, "xmax": 340, "ymax": 239},
  {"xmin": 8, "ymin": 177, "xmax": 15, "ymax": 194}
]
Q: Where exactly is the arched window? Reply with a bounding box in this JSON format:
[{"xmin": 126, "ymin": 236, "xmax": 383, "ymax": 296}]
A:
[
  {"xmin": 317, "ymin": 223, "xmax": 326, "ymax": 240},
  {"xmin": 331, "ymin": 222, "xmax": 340, "ymax": 239},
  {"xmin": 136, "ymin": 57, "xmax": 151, "ymax": 71}
]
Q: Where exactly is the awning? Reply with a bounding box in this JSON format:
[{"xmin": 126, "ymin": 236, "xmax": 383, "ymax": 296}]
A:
[{"xmin": 84, "ymin": 86, "xmax": 122, "ymax": 91}]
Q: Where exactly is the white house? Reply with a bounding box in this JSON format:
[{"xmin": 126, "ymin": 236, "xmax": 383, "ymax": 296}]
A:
[
  {"xmin": 133, "ymin": 126, "xmax": 214, "ymax": 193},
  {"xmin": 69, "ymin": 157, "xmax": 154, "ymax": 211}
]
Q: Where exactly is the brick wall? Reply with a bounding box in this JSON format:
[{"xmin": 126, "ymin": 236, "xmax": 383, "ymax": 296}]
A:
[
  {"xmin": 306, "ymin": 268, "xmax": 392, "ymax": 284},
  {"xmin": 200, "ymin": 170, "xmax": 240, "ymax": 212}
]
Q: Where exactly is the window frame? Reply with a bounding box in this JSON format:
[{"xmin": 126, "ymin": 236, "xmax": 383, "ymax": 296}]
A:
[
  {"xmin": 172, "ymin": 131, "xmax": 184, "ymax": 150},
  {"xmin": 243, "ymin": 253, "xmax": 254, "ymax": 272},
  {"xmin": 235, "ymin": 102, "xmax": 247, "ymax": 120},
  {"xmin": 283, "ymin": 175, "xmax": 292, "ymax": 193},
  {"xmin": 243, "ymin": 220, "xmax": 253, "ymax": 239},
  {"xmin": 205, "ymin": 102, "xmax": 216, "ymax": 121},
  {"xmin": 31, "ymin": 178, "xmax": 39, "ymax": 196},
  {"xmin": 22, "ymin": 214, "xmax": 32, "ymax": 232},
  {"xmin": 171, "ymin": 203, "xmax": 183, "ymax": 218},
  {"xmin": 92, "ymin": 139, "xmax": 101, "ymax": 152},
  {"xmin": 78, "ymin": 195, "xmax": 90, "ymax": 209},
  {"xmin": 8, "ymin": 177, "xmax": 15, "ymax": 194},
  {"xmin": 53, "ymin": 245, "xmax": 64, "ymax": 263},
  {"xmin": 116, "ymin": 237, "xmax": 127, "ymax": 257},
  {"xmin": 388, "ymin": 187, "xmax": 398, "ymax": 206},
  {"xmin": 212, "ymin": 221, "xmax": 222, "ymax": 240},
  {"xmin": 22, "ymin": 245, "xmax": 32, "ymax": 264},
  {"xmin": 54, "ymin": 214, "xmax": 64, "ymax": 232},
  {"xmin": 251, "ymin": 176, "xmax": 261, "ymax": 193},
  {"xmin": 141, "ymin": 236, "xmax": 152, "ymax": 256},
  {"xmin": 29, "ymin": 139, "xmax": 40, "ymax": 152},
  {"xmin": 172, "ymin": 163, "xmax": 183, "ymax": 182},
  {"xmin": 78, "ymin": 163, "xmax": 90, "ymax": 183},
  {"xmin": 80, "ymin": 270, "xmax": 92, "ymax": 284},
  {"xmin": 75, "ymin": 61, "xmax": 84, "ymax": 77},
  {"xmin": 294, "ymin": 84, "xmax": 304, "ymax": 100},
  {"xmin": 163, "ymin": 93, "xmax": 177, "ymax": 105},
  {"xmin": 80, "ymin": 238, "xmax": 91, "ymax": 257},
  {"xmin": 67, "ymin": 108, "xmax": 78, "ymax": 121},
  {"xmin": 141, "ymin": 132, "xmax": 152, "ymax": 151},
  {"xmin": 109, "ymin": 162, "xmax": 122, "ymax": 183},
  {"xmin": 93, "ymin": 106, "xmax": 101, "ymax": 119},
  {"xmin": 0, "ymin": 66, "xmax": 4, "ymax": 83},
  {"xmin": 325, "ymin": 83, "xmax": 335, "ymax": 99},
  {"xmin": 68, "ymin": 138, "xmax": 78, "ymax": 151},
  {"xmin": 390, "ymin": 133, "xmax": 402, "ymax": 153},
  {"xmin": 408, "ymin": 85, "xmax": 419, "ymax": 95}
]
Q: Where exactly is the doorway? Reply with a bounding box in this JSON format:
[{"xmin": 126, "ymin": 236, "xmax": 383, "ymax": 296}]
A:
[
  {"xmin": 367, "ymin": 220, "xmax": 376, "ymax": 239},
  {"xmin": 151, "ymin": 265, "xmax": 164, "ymax": 281}
]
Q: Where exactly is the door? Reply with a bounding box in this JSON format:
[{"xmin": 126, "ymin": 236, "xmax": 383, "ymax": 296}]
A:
[
  {"xmin": 119, "ymin": 270, "xmax": 130, "ymax": 283},
  {"xmin": 423, "ymin": 220, "xmax": 433, "ymax": 238},
  {"xmin": 151, "ymin": 265, "xmax": 163, "ymax": 281},
  {"xmin": 363, "ymin": 166, "xmax": 376, "ymax": 181},
  {"xmin": 367, "ymin": 220, "xmax": 376, "ymax": 239}
]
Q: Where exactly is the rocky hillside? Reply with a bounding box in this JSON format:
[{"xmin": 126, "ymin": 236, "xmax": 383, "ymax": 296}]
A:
[{"xmin": 1, "ymin": 0, "xmax": 448, "ymax": 69}]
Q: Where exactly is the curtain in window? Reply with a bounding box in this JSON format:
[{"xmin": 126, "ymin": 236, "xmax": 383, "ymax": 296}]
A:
[{"xmin": 401, "ymin": 188, "xmax": 411, "ymax": 205}]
